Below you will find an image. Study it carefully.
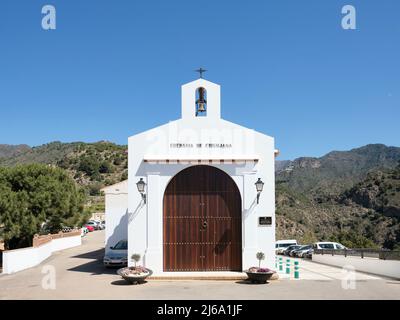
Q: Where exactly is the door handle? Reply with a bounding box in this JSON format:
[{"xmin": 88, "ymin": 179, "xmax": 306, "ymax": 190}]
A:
[{"xmin": 203, "ymin": 221, "xmax": 208, "ymax": 229}]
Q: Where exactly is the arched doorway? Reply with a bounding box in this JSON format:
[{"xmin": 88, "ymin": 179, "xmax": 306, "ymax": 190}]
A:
[{"xmin": 163, "ymin": 165, "xmax": 242, "ymax": 271}]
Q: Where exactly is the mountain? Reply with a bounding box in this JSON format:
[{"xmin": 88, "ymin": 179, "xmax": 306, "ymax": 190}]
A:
[
  {"xmin": 0, "ymin": 144, "xmax": 31, "ymax": 159},
  {"xmin": 276, "ymin": 144, "xmax": 400, "ymax": 196},
  {"xmin": 275, "ymin": 160, "xmax": 291, "ymax": 172},
  {"xmin": 276, "ymin": 144, "xmax": 400, "ymax": 249}
]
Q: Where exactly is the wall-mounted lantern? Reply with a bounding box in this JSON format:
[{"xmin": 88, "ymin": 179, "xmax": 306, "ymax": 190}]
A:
[
  {"xmin": 136, "ymin": 178, "xmax": 146, "ymax": 203},
  {"xmin": 255, "ymin": 178, "xmax": 264, "ymax": 204}
]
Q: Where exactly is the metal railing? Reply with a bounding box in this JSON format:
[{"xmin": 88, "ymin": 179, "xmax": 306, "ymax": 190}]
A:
[{"xmin": 313, "ymin": 248, "xmax": 400, "ymax": 261}]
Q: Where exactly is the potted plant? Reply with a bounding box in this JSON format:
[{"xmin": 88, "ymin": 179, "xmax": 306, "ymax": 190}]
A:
[
  {"xmin": 244, "ymin": 252, "xmax": 276, "ymax": 284},
  {"xmin": 117, "ymin": 253, "xmax": 153, "ymax": 284}
]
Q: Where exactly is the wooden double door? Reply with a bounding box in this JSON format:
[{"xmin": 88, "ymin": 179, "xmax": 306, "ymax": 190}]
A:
[{"xmin": 163, "ymin": 165, "xmax": 242, "ymax": 271}]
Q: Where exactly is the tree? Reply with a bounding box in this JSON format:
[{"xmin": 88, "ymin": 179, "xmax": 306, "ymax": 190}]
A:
[
  {"xmin": 0, "ymin": 164, "xmax": 86, "ymax": 250},
  {"xmin": 131, "ymin": 254, "xmax": 141, "ymax": 267},
  {"xmin": 256, "ymin": 252, "xmax": 265, "ymax": 268},
  {"xmin": 78, "ymin": 156, "xmax": 100, "ymax": 178},
  {"xmin": 335, "ymin": 230, "xmax": 379, "ymax": 249}
]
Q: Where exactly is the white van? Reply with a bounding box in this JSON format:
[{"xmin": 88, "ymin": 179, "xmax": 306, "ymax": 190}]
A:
[
  {"xmin": 275, "ymin": 239, "xmax": 298, "ymax": 254},
  {"xmin": 313, "ymin": 242, "xmax": 346, "ymax": 250}
]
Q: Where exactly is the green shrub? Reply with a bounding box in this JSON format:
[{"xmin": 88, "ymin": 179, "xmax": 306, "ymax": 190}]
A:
[
  {"xmin": 88, "ymin": 183, "xmax": 102, "ymax": 196},
  {"xmin": 120, "ymin": 171, "xmax": 128, "ymax": 181},
  {"xmin": 99, "ymin": 161, "xmax": 113, "ymax": 174},
  {"xmin": 334, "ymin": 230, "xmax": 379, "ymax": 249},
  {"xmin": 113, "ymin": 157, "xmax": 123, "ymax": 166},
  {"xmin": 78, "ymin": 156, "xmax": 100, "ymax": 177}
]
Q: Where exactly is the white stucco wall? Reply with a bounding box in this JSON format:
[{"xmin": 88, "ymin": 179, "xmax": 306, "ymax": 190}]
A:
[
  {"xmin": 51, "ymin": 235, "xmax": 81, "ymax": 252},
  {"xmin": 125, "ymin": 78, "xmax": 276, "ymax": 273},
  {"xmin": 312, "ymin": 254, "xmax": 400, "ymax": 279},
  {"xmin": 3, "ymin": 242, "xmax": 52, "ymax": 274},
  {"xmin": 102, "ymin": 181, "xmax": 128, "ymax": 254},
  {"xmin": 2, "ymin": 235, "xmax": 81, "ymax": 274}
]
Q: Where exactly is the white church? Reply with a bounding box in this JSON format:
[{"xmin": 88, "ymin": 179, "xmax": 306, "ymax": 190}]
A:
[{"xmin": 102, "ymin": 74, "xmax": 277, "ymax": 273}]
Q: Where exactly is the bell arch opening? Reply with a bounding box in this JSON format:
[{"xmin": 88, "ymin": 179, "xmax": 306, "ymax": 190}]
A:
[{"xmin": 195, "ymin": 87, "xmax": 207, "ymax": 117}]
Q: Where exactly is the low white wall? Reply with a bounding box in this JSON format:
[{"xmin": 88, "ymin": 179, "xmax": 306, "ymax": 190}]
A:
[
  {"xmin": 312, "ymin": 254, "xmax": 400, "ymax": 279},
  {"xmin": 2, "ymin": 235, "xmax": 81, "ymax": 274},
  {"xmin": 3, "ymin": 242, "xmax": 52, "ymax": 274},
  {"xmin": 51, "ymin": 235, "xmax": 81, "ymax": 252}
]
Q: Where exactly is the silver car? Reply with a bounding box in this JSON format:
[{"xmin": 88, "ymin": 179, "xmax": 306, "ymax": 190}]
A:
[
  {"xmin": 103, "ymin": 240, "xmax": 128, "ymax": 267},
  {"xmin": 293, "ymin": 245, "xmax": 313, "ymax": 258}
]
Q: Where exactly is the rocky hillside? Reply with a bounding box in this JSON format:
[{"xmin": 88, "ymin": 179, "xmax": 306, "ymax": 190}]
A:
[
  {"xmin": 0, "ymin": 144, "xmax": 30, "ymax": 159},
  {"xmin": 0, "ymin": 141, "xmax": 128, "ymax": 197},
  {"xmin": 340, "ymin": 165, "xmax": 400, "ymax": 218},
  {"xmin": 276, "ymin": 144, "xmax": 400, "ymax": 197},
  {"xmin": 276, "ymin": 144, "xmax": 400, "ymax": 249}
]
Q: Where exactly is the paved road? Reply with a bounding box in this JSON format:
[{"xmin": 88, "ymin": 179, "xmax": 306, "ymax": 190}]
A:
[{"xmin": 0, "ymin": 230, "xmax": 399, "ymax": 300}]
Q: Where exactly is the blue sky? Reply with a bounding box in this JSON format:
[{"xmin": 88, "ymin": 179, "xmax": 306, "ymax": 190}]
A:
[{"xmin": 0, "ymin": 0, "xmax": 399, "ymax": 160}]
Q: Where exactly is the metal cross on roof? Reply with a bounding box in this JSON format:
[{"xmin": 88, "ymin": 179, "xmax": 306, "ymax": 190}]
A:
[{"xmin": 195, "ymin": 67, "xmax": 207, "ymax": 79}]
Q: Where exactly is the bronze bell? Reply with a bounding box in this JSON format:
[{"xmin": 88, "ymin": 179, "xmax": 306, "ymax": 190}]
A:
[
  {"xmin": 197, "ymin": 101, "xmax": 206, "ymax": 112},
  {"xmin": 196, "ymin": 87, "xmax": 207, "ymax": 113}
]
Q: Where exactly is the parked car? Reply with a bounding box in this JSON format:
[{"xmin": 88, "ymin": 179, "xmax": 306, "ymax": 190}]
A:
[
  {"xmin": 275, "ymin": 239, "xmax": 298, "ymax": 255},
  {"xmin": 292, "ymin": 245, "xmax": 313, "ymax": 257},
  {"xmin": 313, "ymin": 242, "xmax": 347, "ymax": 250},
  {"xmin": 289, "ymin": 246, "xmax": 302, "ymax": 257},
  {"xmin": 93, "ymin": 220, "xmax": 105, "ymax": 230},
  {"xmin": 304, "ymin": 249, "xmax": 313, "ymax": 259},
  {"xmin": 103, "ymin": 240, "xmax": 128, "ymax": 267},
  {"xmin": 85, "ymin": 221, "xmax": 99, "ymax": 230},
  {"xmin": 283, "ymin": 245, "xmax": 302, "ymax": 256},
  {"xmin": 98, "ymin": 221, "xmax": 105, "ymax": 230},
  {"xmin": 85, "ymin": 225, "xmax": 94, "ymax": 232}
]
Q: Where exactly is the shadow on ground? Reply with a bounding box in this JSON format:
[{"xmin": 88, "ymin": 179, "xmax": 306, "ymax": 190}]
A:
[
  {"xmin": 68, "ymin": 248, "xmax": 121, "ymax": 275},
  {"xmin": 71, "ymin": 248, "xmax": 105, "ymax": 260},
  {"xmin": 111, "ymin": 280, "xmax": 149, "ymax": 286},
  {"xmin": 235, "ymin": 280, "xmax": 271, "ymax": 285},
  {"xmin": 111, "ymin": 279, "xmax": 131, "ymax": 286}
]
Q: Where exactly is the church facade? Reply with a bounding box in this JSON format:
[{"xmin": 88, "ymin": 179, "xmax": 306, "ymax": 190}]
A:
[{"xmin": 103, "ymin": 77, "xmax": 277, "ymax": 273}]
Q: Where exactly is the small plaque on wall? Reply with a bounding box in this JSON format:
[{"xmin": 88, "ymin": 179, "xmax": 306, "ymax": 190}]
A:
[{"xmin": 259, "ymin": 216, "xmax": 272, "ymax": 226}]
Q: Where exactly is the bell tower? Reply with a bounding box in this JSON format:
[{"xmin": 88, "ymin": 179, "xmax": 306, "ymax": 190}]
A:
[{"xmin": 181, "ymin": 77, "xmax": 221, "ymax": 120}]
